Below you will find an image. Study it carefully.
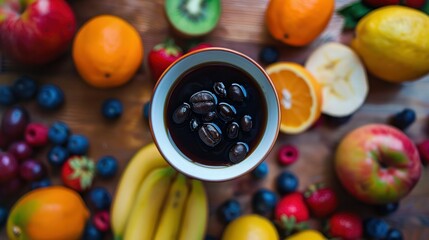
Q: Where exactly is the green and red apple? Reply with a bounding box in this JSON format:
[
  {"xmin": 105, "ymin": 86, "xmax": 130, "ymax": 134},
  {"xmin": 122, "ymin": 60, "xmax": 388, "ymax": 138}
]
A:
[
  {"xmin": 335, "ymin": 124, "xmax": 421, "ymax": 204},
  {"xmin": 0, "ymin": 0, "xmax": 76, "ymax": 65}
]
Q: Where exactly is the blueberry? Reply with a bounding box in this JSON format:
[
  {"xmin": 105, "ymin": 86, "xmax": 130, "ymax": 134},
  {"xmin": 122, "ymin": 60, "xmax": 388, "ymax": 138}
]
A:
[
  {"xmin": 37, "ymin": 84, "xmax": 64, "ymax": 110},
  {"xmin": 218, "ymin": 199, "xmax": 242, "ymax": 224},
  {"xmin": 0, "ymin": 85, "xmax": 16, "ymax": 106},
  {"xmin": 96, "ymin": 156, "xmax": 118, "ymax": 178},
  {"xmin": 102, "ymin": 98, "xmax": 123, "ymax": 119},
  {"xmin": 143, "ymin": 101, "xmax": 151, "ymax": 120},
  {"xmin": 67, "ymin": 134, "xmax": 89, "ymax": 155},
  {"xmin": 364, "ymin": 217, "xmax": 390, "ymax": 239},
  {"xmin": 251, "ymin": 189, "xmax": 278, "ymax": 217},
  {"xmin": 386, "ymin": 228, "xmax": 403, "ymax": 240},
  {"xmin": 259, "ymin": 46, "xmax": 280, "ymax": 65},
  {"xmin": 47, "ymin": 146, "xmax": 69, "ymax": 167},
  {"xmin": 87, "ymin": 187, "xmax": 112, "ymax": 211},
  {"xmin": 324, "ymin": 114, "xmax": 353, "ymax": 127},
  {"xmin": 252, "ymin": 161, "xmax": 268, "ymax": 179},
  {"xmin": 390, "ymin": 108, "xmax": 416, "ymax": 130},
  {"xmin": 12, "ymin": 76, "xmax": 38, "ymax": 100},
  {"xmin": 82, "ymin": 221, "xmax": 103, "ymax": 240},
  {"xmin": 48, "ymin": 121, "xmax": 70, "ymax": 145},
  {"xmin": 275, "ymin": 171, "xmax": 299, "ymax": 195},
  {"xmin": 0, "ymin": 206, "xmax": 8, "ymax": 227},
  {"xmin": 31, "ymin": 178, "xmax": 52, "ymax": 190},
  {"xmin": 375, "ymin": 202, "xmax": 399, "ymax": 216}
]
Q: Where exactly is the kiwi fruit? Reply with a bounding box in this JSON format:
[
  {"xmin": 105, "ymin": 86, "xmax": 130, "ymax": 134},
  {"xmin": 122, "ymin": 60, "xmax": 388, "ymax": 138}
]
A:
[{"xmin": 165, "ymin": 0, "xmax": 221, "ymax": 37}]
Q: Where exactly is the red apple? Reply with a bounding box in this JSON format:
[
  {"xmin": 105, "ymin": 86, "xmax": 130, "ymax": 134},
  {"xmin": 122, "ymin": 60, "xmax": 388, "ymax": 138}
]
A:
[
  {"xmin": 335, "ymin": 124, "xmax": 421, "ymax": 204},
  {"xmin": 0, "ymin": 0, "xmax": 76, "ymax": 65}
]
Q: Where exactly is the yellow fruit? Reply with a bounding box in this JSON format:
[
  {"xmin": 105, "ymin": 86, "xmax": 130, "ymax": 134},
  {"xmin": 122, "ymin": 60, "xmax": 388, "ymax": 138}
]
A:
[
  {"xmin": 222, "ymin": 214, "xmax": 279, "ymax": 240},
  {"xmin": 266, "ymin": 62, "xmax": 322, "ymax": 134},
  {"xmin": 7, "ymin": 186, "xmax": 89, "ymax": 240},
  {"xmin": 286, "ymin": 230, "xmax": 326, "ymax": 240},
  {"xmin": 351, "ymin": 6, "xmax": 429, "ymax": 83},
  {"xmin": 73, "ymin": 15, "xmax": 143, "ymax": 88}
]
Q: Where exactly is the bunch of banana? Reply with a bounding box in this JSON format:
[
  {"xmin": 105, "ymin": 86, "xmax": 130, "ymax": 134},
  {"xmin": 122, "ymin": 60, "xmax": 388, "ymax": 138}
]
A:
[{"xmin": 111, "ymin": 143, "xmax": 208, "ymax": 240}]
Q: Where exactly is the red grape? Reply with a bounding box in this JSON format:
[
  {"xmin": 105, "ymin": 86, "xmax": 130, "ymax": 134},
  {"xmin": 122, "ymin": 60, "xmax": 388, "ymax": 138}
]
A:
[
  {"xmin": 1, "ymin": 106, "xmax": 30, "ymax": 141},
  {"xmin": 8, "ymin": 141, "xmax": 33, "ymax": 161},
  {"xmin": 0, "ymin": 152, "xmax": 18, "ymax": 183},
  {"xmin": 19, "ymin": 159, "xmax": 46, "ymax": 182}
]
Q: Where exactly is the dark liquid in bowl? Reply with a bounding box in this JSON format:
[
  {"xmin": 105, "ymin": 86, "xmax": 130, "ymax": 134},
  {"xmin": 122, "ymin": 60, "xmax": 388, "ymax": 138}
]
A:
[{"xmin": 166, "ymin": 64, "xmax": 267, "ymax": 166}]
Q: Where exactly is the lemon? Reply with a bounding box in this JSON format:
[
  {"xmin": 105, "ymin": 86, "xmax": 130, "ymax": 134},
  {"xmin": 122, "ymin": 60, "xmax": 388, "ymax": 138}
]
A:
[
  {"xmin": 286, "ymin": 230, "xmax": 326, "ymax": 240},
  {"xmin": 222, "ymin": 214, "xmax": 279, "ymax": 240},
  {"xmin": 351, "ymin": 6, "xmax": 429, "ymax": 83}
]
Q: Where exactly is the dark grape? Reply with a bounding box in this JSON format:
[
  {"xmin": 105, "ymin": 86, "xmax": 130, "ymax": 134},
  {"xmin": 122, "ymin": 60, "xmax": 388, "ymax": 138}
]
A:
[
  {"xmin": 0, "ymin": 152, "xmax": 19, "ymax": 183},
  {"xmin": 19, "ymin": 159, "xmax": 46, "ymax": 182},
  {"xmin": 1, "ymin": 106, "xmax": 30, "ymax": 141},
  {"xmin": 8, "ymin": 141, "xmax": 33, "ymax": 161}
]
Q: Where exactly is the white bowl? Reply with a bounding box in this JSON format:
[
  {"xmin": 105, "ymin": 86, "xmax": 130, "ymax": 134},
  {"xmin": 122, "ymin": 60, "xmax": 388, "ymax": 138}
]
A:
[{"xmin": 150, "ymin": 48, "xmax": 280, "ymax": 181}]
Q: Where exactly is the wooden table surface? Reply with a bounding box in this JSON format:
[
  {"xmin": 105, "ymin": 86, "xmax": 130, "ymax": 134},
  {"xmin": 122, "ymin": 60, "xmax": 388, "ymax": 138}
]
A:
[{"xmin": 1, "ymin": 0, "xmax": 429, "ymax": 239}]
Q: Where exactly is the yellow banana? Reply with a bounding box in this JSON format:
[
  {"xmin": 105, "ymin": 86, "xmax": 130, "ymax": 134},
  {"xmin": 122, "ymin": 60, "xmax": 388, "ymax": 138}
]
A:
[
  {"xmin": 111, "ymin": 143, "xmax": 169, "ymax": 240},
  {"xmin": 153, "ymin": 174, "xmax": 190, "ymax": 240},
  {"xmin": 123, "ymin": 167, "xmax": 175, "ymax": 240},
  {"xmin": 178, "ymin": 179, "xmax": 208, "ymax": 240}
]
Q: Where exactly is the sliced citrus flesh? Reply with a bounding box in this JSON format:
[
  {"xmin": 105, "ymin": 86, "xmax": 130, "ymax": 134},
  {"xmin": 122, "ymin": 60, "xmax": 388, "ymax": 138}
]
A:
[{"xmin": 266, "ymin": 62, "xmax": 322, "ymax": 134}]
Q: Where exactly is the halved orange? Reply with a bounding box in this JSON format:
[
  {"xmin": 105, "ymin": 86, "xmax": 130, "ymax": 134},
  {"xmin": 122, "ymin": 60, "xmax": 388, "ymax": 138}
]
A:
[{"xmin": 266, "ymin": 62, "xmax": 322, "ymax": 134}]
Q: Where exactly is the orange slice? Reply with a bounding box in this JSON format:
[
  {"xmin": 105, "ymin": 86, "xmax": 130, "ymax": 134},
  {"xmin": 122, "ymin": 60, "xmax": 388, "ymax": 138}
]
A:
[{"xmin": 266, "ymin": 62, "xmax": 322, "ymax": 134}]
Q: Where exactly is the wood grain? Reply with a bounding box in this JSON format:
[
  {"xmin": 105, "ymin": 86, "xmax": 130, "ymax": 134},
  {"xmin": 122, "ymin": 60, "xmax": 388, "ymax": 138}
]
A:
[{"xmin": 1, "ymin": 0, "xmax": 429, "ymax": 239}]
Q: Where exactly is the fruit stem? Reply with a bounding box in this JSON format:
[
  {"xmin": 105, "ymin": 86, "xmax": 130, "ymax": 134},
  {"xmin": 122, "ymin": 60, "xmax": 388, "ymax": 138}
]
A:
[
  {"xmin": 157, "ymin": 38, "xmax": 182, "ymax": 56},
  {"xmin": 12, "ymin": 226, "xmax": 21, "ymax": 238}
]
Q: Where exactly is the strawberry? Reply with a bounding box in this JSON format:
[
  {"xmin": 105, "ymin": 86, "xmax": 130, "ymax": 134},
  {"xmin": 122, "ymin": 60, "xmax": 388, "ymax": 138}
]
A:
[
  {"xmin": 326, "ymin": 212, "xmax": 363, "ymax": 240},
  {"xmin": 403, "ymin": 0, "xmax": 426, "ymax": 8},
  {"xmin": 148, "ymin": 38, "xmax": 183, "ymax": 82},
  {"xmin": 363, "ymin": 0, "xmax": 400, "ymax": 7},
  {"xmin": 363, "ymin": 0, "xmax": 426, "ymax": 8},
  {"xmin": 304, "ymin": 183, "xmax": 338, "ymax": 218},
  {"xmin": 275, "ymin": 192, "xmax": 309, "ymax": 235},
  {"xmin": 61, "ymin": 156, "xmax": 95, "ymax": 192},
  {"xmin": 188, "ymin": 42, "xmax": 213, "ymax": 52}
]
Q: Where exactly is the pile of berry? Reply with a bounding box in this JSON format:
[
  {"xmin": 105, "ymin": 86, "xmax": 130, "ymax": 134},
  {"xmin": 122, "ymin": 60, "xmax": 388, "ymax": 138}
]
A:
[
  {"xmin": 0, "ymin": 77, "xmax": 123, "ymax": 240},
  {"xmin": 215, "ymin": 143, "xmax": 405, "ymax": 240}
]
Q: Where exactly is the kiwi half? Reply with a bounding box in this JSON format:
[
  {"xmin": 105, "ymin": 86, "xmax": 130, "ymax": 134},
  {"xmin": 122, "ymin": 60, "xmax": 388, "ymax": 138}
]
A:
[{"xmin": 165, "ymin": 0, "xmax": 221, "ymax": 37}]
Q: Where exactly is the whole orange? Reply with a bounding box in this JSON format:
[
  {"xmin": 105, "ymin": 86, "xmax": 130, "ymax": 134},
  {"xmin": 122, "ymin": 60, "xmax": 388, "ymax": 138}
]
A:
[
  {"xmin": 73, "ymin": 15, "xmax": 144, "ymax": 88},
  {"xmin": 265, "ymin": 0, "xmax": 335, "ymax": 46},
  {"xmin": 7, "ymin": 186, "xmax": 90, "ymax": 240}
]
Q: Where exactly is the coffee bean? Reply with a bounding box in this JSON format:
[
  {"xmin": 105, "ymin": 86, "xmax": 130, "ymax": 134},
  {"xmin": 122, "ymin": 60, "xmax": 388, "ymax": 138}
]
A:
[
  {"xmin": 198, "ymin": 123, "xmax": 222, "ymax": 147},
  {"xmin": 190, "ymin": 118, "xmax": 199, "ymax": 131},
  {"xmin": 229, "ymin": 142, "xmax": 249, "ymax": 163},
  {"xmin": 172, "ymin": 102, "xmax": 191, "ymax": 124},
  {"xmin": 241, "ymin": 115, "xmax": 253, "ymax": 132},
  {"xmin": 218, "ymin": 102, "xmax": 236, "ymax": 122},
  {"xmin": 226, "ymin": 122, "xmax": 239, "ymax": 139},
  {"xmin": 228, "ymin": 83, "xmax": 247, "ymax": 102},
  {"xmin": 203, "ymin": 111, "xmax": 217, "ymax": 122},
  {"xmin": 213, "ymin": 82, "xmax": 227, "ymax": 98},
  {"xmin": 189, "ymin": 90, "xmax": 218, "ymax": 115}
]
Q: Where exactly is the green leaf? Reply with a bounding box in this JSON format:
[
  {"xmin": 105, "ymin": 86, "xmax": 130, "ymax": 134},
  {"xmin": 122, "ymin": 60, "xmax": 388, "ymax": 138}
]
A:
[
  {"xmin": 422, "ymin": 0, "xmax": 429, "ymax": 14},
  {"xmin": 337, "ymin": 1, "xmax": 374, "ymax": 29}
]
